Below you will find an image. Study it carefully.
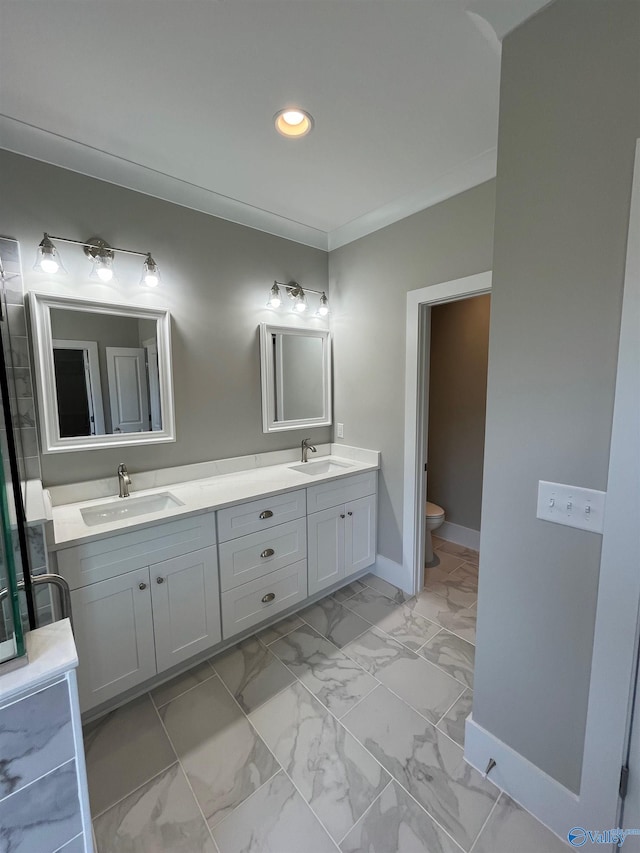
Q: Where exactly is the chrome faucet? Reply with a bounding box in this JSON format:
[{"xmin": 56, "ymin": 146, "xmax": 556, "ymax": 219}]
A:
[
  {"xmin": 301, "ymin": 438, "xmax": 317, "ymax": 463},
  {"xmin": 117, "ymin": 463, "xmax": 131, "ymax": 498}
]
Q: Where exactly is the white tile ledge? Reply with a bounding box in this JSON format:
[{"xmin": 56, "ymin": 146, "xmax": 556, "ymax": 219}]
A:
[
  {"xmin": 47, "ymin": 444, "xmax": 380, "ymax": 550},
  {"xmin": 0, "ymin": 619, "xmax": 77, "ymax": 706}
]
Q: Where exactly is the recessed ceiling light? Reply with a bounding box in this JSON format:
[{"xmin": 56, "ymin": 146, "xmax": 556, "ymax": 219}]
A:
[{"xmin": 274, "ymin": 107, "xmax": 314, "ymax": 138}]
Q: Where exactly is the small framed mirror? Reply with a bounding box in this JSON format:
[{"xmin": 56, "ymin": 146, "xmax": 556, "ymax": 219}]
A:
[
  {"xmin": 30, "ymin": 293, "xmax": 175, "ymax": 453},
  {"xmin": 259, "ymin": 323, "xmax": 332, "ymax": 433}
]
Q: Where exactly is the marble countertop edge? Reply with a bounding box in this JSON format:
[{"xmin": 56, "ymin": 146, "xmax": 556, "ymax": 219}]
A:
[
  {"xmin": 48, "ymin": 445, "xmax": 380, "ymax": 550},
  {"xmin": 0, "ymin": 620, "xmax": 77, "ymax": 706}
]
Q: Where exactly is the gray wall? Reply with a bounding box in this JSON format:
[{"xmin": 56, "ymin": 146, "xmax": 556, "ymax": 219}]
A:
[
  {"xmin": 0, "ymin": 151, "xmax": 329, "ymax": 485},
  {"xmin": 473, "ymin": 0, "xmax": 640, "ymax": 792},
  {"xmin": 427, "ymin": 294, "xmax": 490, "ymax": 531},
  {"xmin": 329, "ymin": 181, "xmax": 496, "ymax": 564}
]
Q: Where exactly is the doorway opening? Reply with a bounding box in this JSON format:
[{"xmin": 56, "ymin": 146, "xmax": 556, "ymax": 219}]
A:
[
  {"xmin": 402, "ymin": 271, "xmax": 492, "ymax": 597},
  {"xmin": 423, "ymin": 292, "xmax": 490, "ymax": 587}
]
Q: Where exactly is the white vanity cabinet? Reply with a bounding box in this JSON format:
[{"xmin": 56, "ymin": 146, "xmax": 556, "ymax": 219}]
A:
[
  {"xmin": 59, "ymin": 511, "xmax": 220, "ymax": 711},
  {"xmin": 55, "ymin": 465, "xmax": 379, "ymax": 714},
  {"xmin": 217, "ymin": 490, "xmax": 309, "ymax": 638},
  {"xmin": 307, "ymin": 473, "xmax": 377, "ymax": 596}
]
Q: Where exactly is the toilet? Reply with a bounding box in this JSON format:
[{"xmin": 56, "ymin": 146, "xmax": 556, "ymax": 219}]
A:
[{"xmin": 425, "ymin": 501, "xmax": 445, "ymax": 565}]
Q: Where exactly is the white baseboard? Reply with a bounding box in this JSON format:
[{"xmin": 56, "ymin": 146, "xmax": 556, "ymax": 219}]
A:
[
  {"xmin": 465, "ymin": 714, "xmax": 579, "ymax": 844},
  {"xmin": 372, "ymin": 554, "xmax": 413, "ymax": 594},
  {"xmin": 439, "ymin": 521, "xmax": 481, "ymax": 551}
]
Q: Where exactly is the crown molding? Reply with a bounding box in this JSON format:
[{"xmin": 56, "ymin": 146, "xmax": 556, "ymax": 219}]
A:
[
  {"xmin": 0, "ymin": 115, "xmax": 329, "ymax": 251},
  {"xmin": 327, "ymin": 147, "xmax": 497, "ymax": 250},
  {"xmin": 1, "ymin": 114, "xmax": 495, "ymax": 253}
]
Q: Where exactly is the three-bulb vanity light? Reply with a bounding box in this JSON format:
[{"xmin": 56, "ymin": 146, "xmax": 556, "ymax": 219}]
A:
[
  {"xmin": 268, "ymin": 281, "xmax": 329, "ymax": 317},
  {"xmin": 35, "ymin": 233, "xmax": 161, "ymax": 287}
]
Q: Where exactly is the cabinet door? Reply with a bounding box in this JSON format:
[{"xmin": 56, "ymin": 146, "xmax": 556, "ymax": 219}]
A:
[
  {"xmin": 71, "ymin": 568, "xmax": 156, "ymax": 712},
  {"xmin": 151, "ymin": 546, "xmax": 221, "ymax": 673},
  {"xmin": 345, "ymin": 494, "xmax": 377, "ymax": 576},
  {"xmin": 308, "ymin": 505, "xmax": 345, "ymax": 595}
]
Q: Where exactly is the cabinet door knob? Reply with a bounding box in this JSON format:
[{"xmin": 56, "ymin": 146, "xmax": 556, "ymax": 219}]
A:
[
  {"xmin": 260, "ymin": 548, "xmax": 275, "ymax": 559},
  {"xmin": 347, "ymin": 511, "xmax": 353, "ymax": 516},
  {"xmin": 261, "ymin": 592, "xmax": 276, "ymax": 603},
  {"xmin": 259, "ymin": 510, "xmax": 273, "ymax": 519},
  {"xmin": 139, "ymin": 582, "xmax": 147, "ymax": 590},
  {"xmin": 340, "ymin": 514, "xmax": 346, "ymax": 519},
  {"xmin": 156, "ymin": 576, "xmax": 164, "ymax": 584}
]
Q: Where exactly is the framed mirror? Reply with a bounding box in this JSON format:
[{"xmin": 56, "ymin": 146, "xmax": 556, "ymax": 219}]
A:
[
  {"xmin": 259, "ymin": 323, "xmax": 332, "ymax": 433},
  {"xmin": 29, "ymin": 293, "xmax": 175, "ymax": 453}
]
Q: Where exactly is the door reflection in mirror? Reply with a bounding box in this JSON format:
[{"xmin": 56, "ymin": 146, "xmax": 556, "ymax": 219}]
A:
[{"xmin": 50, "ymin": 309, "xmax": 162, "ymax": 437}]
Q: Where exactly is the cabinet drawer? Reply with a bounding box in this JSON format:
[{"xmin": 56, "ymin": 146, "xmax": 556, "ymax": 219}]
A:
[
  {"xmin": 58, "ymin": 511, "xmax": 216, "ymax": 589},
  {"xmin": 306, "ymin": 472, "xmax": 377, "ymax": 513},
  {"xmin": 217, "ymin": 490, "xmax": 306, "ymax": 542},
  {"xmin": 220, "ymin": 560, "xmax": 307, "ymax": 639},
  {"xmin": 219, "ymin": 518, "xmax": 306, "ymax": 592}
]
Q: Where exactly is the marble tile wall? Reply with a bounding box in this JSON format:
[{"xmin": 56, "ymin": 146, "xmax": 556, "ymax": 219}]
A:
[
  {"xmin": 0, "ymin": 678, "xmax": 84, "ymax": 853},
  {"xmin": 0, "ymin": 237, "xmax": 41, "ymax": 486}
]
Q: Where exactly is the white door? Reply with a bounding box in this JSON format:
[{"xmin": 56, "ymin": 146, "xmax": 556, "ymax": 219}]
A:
[
  {"xmin": 345, "ymin": 494, "xmax": 377, "ymax": 577},
  {"xmin": 308, "ymin": 505, "xmax": 345, "ymax": 595},
  {"xmin": 106, "ymin": 346, "xmax": 150, "ymax": 432},
  {"xmin": 143, "ymin": 338, "xmax": 162, "ymax": 431},
  {"xmin": 151, "ymin": 546, "xmax": 221, "ymax": 673},
  {"xmin": 71, "ymin": 567, "xmax": 156, "ymax": 711}
]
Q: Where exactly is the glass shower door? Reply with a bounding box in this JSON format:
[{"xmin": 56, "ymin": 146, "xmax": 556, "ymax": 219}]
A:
[{"xmin": 0, "ymin": 428, "xmax": 26, "ymax": 669}]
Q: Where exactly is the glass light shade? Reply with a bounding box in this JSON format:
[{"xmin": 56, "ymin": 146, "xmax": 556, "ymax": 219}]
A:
[
  {"xmin": 94, "ymin": 254, "xmax": 114, "ymax": 282},
  {"xmin": 317, "ymin": 292, "xmax": 329, "ymax": 317},
  {"xmin": 293, "ymin": 291, "xmax": 308, "ymax": 312},
  {"xmin": 142, "ymin": 254, "xmax": 160, "ymax": 287},
  {"xmin": 267, "ymin": 283, "xmax": 282, "ymax": 308},
  {"xmin": 34, "ymin": 235, "xmax": 61, "ymax": 274}
]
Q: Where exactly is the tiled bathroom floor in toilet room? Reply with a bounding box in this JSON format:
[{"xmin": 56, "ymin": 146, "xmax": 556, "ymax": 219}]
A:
[{"xmin": 84, "ymin": 537, "xmax": 569, "ymax": 852}]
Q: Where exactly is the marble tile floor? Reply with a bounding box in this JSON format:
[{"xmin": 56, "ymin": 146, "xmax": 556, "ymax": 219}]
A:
[{"xmin": 85, "ymin": 538, "xmax": 568, "ymax": 852}]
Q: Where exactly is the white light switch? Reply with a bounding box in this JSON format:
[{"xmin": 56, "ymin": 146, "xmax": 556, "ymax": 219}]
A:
[
  {"xmin": 537, "ymin": 480, "xmax": 606, "ymax": 533},
  {"xmin": 337, "ymin": 423, "xmax": 344, "ymax": 439}
]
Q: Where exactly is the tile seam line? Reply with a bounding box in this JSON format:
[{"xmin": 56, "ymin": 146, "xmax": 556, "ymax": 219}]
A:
[
  {"xmin": 338, "ymin": 687, "xmax": 467, "ymax": 853},
  {"xmin": 89, "ymin": 758, "xmax": 180, "ymax": 822},
  {"xmin": 468, "ymin": 791, "xmax": 503, "ymax": 853},
  {"xmin": 333, "ymin": 779, "xmax": 394, "ymax": 848},
  {"xmin": 0, "ymin": 755, "xmax": 76, "ymax": 803},
  {"xmin": 150, "ymin": 690, "xmax": 222, "ymax": 851},
  {"xmin": 215, "ymin": 675, "xmax": 342, "ymax": 850},
  {"xmin": 149, "ymin": 659, "xmax": 217, "ymax": 709}
]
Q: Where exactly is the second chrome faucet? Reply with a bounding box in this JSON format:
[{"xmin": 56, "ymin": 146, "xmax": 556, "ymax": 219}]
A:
[
  {"xmin": 301, "ymin": 438, "xmax": 317, "ymax": 463},
  {"xmin": 117, "ymin": 463, "xmax": 131, "ymax": 498}
]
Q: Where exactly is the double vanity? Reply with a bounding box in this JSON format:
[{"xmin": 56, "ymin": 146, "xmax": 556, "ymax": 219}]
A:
[{"xmin": 46, "ymin": 446, "xmax": 379, "ymax": 715}]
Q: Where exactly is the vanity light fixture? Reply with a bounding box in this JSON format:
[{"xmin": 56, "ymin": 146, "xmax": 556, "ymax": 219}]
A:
[
  {"xmin": 34, "ymin": 233, "xmax": 161, "ymax": 287},
  {"xmin": 267, "ymin": 280, "xmax": 329, "ymax": 318},
  {"xmin": 274, "ymin": 108, "xmax": 314, "ymax": 139}
]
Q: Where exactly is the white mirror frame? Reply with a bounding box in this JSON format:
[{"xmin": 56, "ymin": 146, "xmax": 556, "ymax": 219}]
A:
[
  {"xmin": 29, "ymin": 292, "xmax": 176, "ymax": 453},
  {"xmin": 259, "ymin": 323, "xmax": 332, "ymax": 433}
]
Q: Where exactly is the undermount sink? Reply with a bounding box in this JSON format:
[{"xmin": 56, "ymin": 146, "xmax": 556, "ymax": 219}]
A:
[
  {"xmin": 80, "ymin": 492, "xmax": 184, "ymax": 527},
  {"xmin": 289, "ymin": 459, "xmax": 354, "ymax": 476}
]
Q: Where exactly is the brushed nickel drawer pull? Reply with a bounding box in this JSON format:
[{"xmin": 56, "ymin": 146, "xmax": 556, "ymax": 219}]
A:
[
  {"xmin": 340, "ymin": 514, "xmax": 346, "ymax": 519},
  {"xmin": 156, "ymin": 576, "xmax": 164, "ymax": 584},
  {"xmin": 139, "ymin": 582, "xmax": 147, "ymax": 590},
  {"xmin": 347, "ymin": 511, "xmax": 353, "ymax": 516},
  {"xmin": 259, "ymin": 510, "xmax": 273, "ymax": 519},
  {"xmin": 262, "ymin": 592, "xmax": 276, "ymax": 603},
  {"xmin": 261, "ymin": 548, "xmax": 275, "ymax": 559}
]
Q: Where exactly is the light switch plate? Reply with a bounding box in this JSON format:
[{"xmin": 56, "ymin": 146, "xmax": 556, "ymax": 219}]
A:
[
  {"xmin": 336, "ymin": 423, "xmax": 344, "ymax": 439},
  {"xmin": 537, "ymin": 480, "xmax": 606, "ymax": 533}
]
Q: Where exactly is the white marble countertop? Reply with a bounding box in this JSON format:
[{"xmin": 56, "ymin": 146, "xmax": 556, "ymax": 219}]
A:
[
  {"xmin": 48, "ymin": 444, "xmax": 380, "ymax": 550},
  {"xmin": 0, "ymin": 619, "xmax": 78, "ymax": 706}
]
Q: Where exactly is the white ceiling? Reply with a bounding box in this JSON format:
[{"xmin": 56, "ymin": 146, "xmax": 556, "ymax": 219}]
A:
[{"xmin": 0, "ymin": 0, "xmax": 549, "ymax": 250}]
